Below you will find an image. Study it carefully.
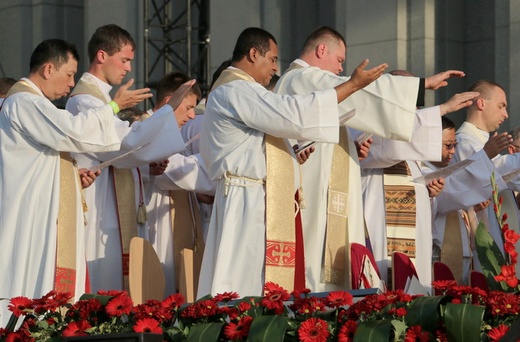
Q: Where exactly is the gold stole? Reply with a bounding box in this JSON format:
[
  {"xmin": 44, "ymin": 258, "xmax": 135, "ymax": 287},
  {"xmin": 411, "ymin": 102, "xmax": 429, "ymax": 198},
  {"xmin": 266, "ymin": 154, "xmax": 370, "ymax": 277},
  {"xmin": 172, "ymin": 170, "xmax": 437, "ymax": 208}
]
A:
[
  {"xmin": 284, "ymin": 62, "xmax": 353, "ymax": 286},
  {"xmin": 384, "ymin": 161, "xmax": 417, "ymax": 262},
  {"xmin": 71, "ymin": 77, "xmax": 138, "ymax": 291},
  {"xmin": 212, "ymin": 68, "xmax": 297, "ymax": 291},
  {"xmin": 321, "ymin": 128, "xmax": 350, "ymax": 285},
  {"xmin": 170, "ymin": 190, "xmax": 204, "ymax": 302},
  {"xmin": 7, "ymin": 81, "xmax": 78, "ymax": 293},
  {"xmin": 441, "ymin": 211, "xmax": 465, "ymax": 284}
]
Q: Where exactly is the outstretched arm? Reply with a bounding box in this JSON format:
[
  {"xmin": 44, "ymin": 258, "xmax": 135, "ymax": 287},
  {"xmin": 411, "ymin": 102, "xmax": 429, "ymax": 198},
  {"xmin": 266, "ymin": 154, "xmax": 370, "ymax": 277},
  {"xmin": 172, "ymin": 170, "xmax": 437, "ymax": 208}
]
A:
[{"xmin": 334, "ymin": 59, "xmax": 388, "ymax": 103}]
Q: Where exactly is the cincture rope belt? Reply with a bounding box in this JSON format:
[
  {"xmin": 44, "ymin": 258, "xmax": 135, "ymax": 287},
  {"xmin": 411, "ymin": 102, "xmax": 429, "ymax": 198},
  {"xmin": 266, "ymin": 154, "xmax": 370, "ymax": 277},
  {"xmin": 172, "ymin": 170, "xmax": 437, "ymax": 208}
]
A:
[{"xmin": 223, "ymin": 171, "xmax": 265, "ymax": 196}]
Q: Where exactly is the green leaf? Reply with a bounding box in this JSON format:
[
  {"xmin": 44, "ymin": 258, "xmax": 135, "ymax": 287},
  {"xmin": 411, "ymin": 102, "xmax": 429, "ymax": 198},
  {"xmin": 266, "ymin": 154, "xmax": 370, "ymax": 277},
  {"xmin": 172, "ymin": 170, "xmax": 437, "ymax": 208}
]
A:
[
  {"xmin": 444, "ymin": 303, "xmax": 485, "ymax": 342},
  {"xmin": 247, "ymin": 315, "xmax": 289, "ymax": 342},
  {"xmin": 390, "ymin": 319, "xmax": 407, "ymax": 340},
  {"xmin": 78, "ymin": 293, "xmax": 113, "ymax": 306},
  {"xmin": 474, "ymin": 221, "xmax": 509, "ymax": 291},
  {"xmin": 186, "ymin": 322, "xmax": 225, "ymax": 342},
  {"xmin": 406, "ymin": 295, "xmax": 449, "ymax": 332},
  {"xmin": 353, "ymin": 319, "xmax": 395, "ymax": 342}
]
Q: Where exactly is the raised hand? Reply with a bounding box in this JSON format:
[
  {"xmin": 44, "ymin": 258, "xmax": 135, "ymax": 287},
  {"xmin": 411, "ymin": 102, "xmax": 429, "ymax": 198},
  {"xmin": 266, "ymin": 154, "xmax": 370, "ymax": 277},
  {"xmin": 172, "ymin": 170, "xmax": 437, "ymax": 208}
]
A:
[
  {"xmin": 335, "ymin": 59, "xmax": 388, "ymax": 103},
  {"xmin": 439, "ymin": 91, "xmax": 480, "ymax": 115},
  {"xmin": 167, "ymin": 79, "xmax": 197, "ymax": 111},
  {"xmin": 483, "ymin": 132, "xmax": 512, "ymax": 159},
  {"xmin": 113, "ymin": 78, "xmax": 153, "ymax": 110},
  {"xmin": 425, "ymin": 70, "xmax": 465, "ymax": 90},
  {"xmin": 349, "ymin": 59, "xmax": 389, "ymax": 91}
]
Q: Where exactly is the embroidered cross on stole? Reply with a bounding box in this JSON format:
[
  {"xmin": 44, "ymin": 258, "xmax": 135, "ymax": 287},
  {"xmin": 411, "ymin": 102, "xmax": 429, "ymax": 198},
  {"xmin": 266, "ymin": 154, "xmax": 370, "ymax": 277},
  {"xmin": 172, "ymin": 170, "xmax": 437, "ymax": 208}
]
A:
[
  {"xmin": 71, "ymin": 77, "xmax": 138, "ymax": 291},
  {"xmin": 321, "ymin": 127, "xmax": 351, "ymax": 286}
]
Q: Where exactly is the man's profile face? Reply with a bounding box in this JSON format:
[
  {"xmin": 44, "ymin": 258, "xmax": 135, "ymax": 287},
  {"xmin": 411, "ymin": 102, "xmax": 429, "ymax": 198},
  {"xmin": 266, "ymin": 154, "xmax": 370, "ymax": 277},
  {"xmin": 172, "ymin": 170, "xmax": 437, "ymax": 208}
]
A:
[
  {"xmin": 174, "ymin": 93, "xmax": 198, "ymax": 127},
  {"xmin": 102, "ymin": 43, "xmax": 134, "ymax": 85},
  {"xmin": 255, "ymin": 39, "xmax": 278, "ymax": 87},
  {"xmin": 320, "ymin": 39, "xmax": 346, "ymax": 75},
  {"xmin": 47, "ymin": 54, "xmax": 77, "ymax": 101},
  {"xmin": 439, "ymin": 128, "xmax": 456, "ymax": 167},
  {"xmin": 482, "ymin": 86, "xmax": 508, "ymax": 132}
]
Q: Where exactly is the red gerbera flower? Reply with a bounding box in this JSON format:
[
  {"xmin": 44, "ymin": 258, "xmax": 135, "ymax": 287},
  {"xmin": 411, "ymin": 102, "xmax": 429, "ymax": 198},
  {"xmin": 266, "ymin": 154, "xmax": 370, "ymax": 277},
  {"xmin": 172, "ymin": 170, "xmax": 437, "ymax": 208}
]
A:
[
  {"xmin": 214, "ymin": 291, "xmax": 240, "ymax": 303},
  {"xmin": 237, "ymin": 301, "xmax": 251, "ymax": 313},
  {"xmin": 223, "ymin": 315, "xmax": 253, "ymax": 340},
  {"xmin": 337, "ymin": 320, "xmax": 357, "ymax": 342},
  {"xmin": 62, "ymin": 321, "xmax": 92, "ymax": 337},
  {"xmin": 162, "ymin": 293, "xmax": 185, "ymax": 310},
  {"xmin": 4, "ymin": 331, "xmax": 31, "ymax": 342},
  {"xmin": 133, "ymin": 318, "xmax": 163, "ymax": 334},
  {"xmin": 298, "ymin": 317, "xmax": 330, "ymax": 342},
  {"xmin": 326, "ymin": 291, "xmax": 353, "ymax": 308},
  {"xmin": 7, "ymin": 297, "xmax": 33, "ymax": 317},
  {"xmin": 105, "ymin": 294, "xmax": 133, "ymax": 317},
  {"xmin": 488, "ymin": 324, "xmax": 509, "ymax": 341},
  {"xmin": 404, "ymin": 325, "xmax": 430, "ymax": 342}
]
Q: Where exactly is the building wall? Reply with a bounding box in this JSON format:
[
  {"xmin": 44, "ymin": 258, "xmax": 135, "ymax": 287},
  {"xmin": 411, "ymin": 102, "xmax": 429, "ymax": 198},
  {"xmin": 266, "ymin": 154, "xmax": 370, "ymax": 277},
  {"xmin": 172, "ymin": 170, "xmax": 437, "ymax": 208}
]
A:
[{"xmin": 0, "ymin": 0, "xmax": 519, "ymax": 130}]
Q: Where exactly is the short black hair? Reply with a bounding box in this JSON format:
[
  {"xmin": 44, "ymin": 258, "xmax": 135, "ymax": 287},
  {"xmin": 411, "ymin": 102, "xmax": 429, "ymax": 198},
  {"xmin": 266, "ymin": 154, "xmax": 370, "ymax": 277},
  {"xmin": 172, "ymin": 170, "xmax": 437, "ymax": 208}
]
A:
[
  {"xmin": 302, "ymin": 26, "xmax": 346, "ymax": 54},
  {"xmin": 156, "ymin": 71, "xmax": 201, "ymax": 104},
  {"xmin": 441, "ymin": 116, "xmax": 455, "ymax": 130},
  {"xmin": 0, "ymin": 77, "xmax": 17, "ymax": 96},
  {"xmin": 231, "ymin": 27, "xmax": 276, "ymax": 63},
  {"xmin": 88, "ymin": 24, "xmax": 136, "ymax": 63},
  {"xmin": 29, "ymin": 39, "xmax": 80, "ymax": 73}
]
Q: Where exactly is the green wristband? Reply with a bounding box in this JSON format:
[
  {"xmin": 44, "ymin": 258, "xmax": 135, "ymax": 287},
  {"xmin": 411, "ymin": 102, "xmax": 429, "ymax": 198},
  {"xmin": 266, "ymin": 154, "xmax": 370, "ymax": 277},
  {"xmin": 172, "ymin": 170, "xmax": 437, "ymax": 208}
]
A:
[{"xmin": 109, "ymin": 101, "xmax": 120, "ymax": 114}]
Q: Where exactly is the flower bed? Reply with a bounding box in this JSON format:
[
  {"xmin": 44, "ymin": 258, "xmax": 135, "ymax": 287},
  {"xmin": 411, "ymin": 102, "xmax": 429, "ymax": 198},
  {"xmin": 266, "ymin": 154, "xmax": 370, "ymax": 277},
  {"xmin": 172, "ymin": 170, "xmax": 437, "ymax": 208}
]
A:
[{"xmin": 1, "ymin": 281, "xmax": 519, "ymax": 341}]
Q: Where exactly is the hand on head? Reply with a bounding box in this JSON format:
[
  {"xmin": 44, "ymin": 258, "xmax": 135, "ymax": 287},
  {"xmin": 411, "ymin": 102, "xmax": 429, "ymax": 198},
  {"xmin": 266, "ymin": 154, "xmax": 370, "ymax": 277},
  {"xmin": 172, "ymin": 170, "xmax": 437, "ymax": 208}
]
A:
[
  {"xmin": 167, "ymin": 79, "xmax": 197, "ymax": 111},
  {"xmin": 439, "ymin": 91, "xmax": 480, "ymax": 116}
]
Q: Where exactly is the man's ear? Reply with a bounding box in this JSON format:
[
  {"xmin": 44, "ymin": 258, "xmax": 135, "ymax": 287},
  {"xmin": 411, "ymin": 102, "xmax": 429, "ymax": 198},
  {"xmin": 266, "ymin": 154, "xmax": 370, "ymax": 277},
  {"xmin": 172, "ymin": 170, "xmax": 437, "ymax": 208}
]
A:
[
  {"xmin": 507, "ymin": 145, "xmax": 515, "ymax": 154},
  {"xmin": 247, "ymin": 47, "xmax": 258, "ymax": 63},
  {"xmin": 97, "ymin": 50, "xmax": 107, "ymax": 63},
  {"xmin": 42, "ymin": 63, "xmax": 53, "ymax": 80},
  {"xmin": 316, "ymin": 43, "xmax": 326, "ymax": 58},
  {"xmin": 476, "ymin": 98, "xmax": 485, "ymax": 111}
]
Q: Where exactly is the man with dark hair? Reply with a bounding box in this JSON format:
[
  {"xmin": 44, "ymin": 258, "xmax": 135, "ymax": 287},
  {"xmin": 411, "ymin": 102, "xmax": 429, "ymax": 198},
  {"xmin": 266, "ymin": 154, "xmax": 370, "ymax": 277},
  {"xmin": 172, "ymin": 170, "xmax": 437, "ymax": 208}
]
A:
[
  {"xmin": 0, "ymin": 77, "xmax": 17, "ymax": 103},
  {"xmin": 0, "ymin": 38, "xmax": 143, "ymax": 325},
  {"xmin": 66, "ymin": 24, "xmax": 194, "ymax": 292},
  {"xmin": 197, "ymin": 27, "xmax": 388, "ymax": 298}
]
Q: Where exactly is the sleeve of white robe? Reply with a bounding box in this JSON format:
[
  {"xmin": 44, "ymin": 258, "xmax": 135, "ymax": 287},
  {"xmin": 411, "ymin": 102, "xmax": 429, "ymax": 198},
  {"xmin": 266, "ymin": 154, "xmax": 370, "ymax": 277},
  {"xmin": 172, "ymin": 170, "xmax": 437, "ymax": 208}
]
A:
[
  {"xmin": 455, "ymin": 130, "xmax": 520, "ymax": 186},
  {"xmin": 67, "ymin": 94, "xmax": 185, "ymax": 167},
  {"xmin": 154, "ymin": 153, "xmax": 216, "ymax": 194},
  {"xmin": 5, "ymin": 92, "xmax": 120, "ymax": 152},
  {"xmin": 429, "ymin": 150, "xmax": 507, "ymax": 213},
  {"xmin": 359, "ymin": 106, "xmax": 442, "ymax": 168},
  {"xmin": 201, "ymin": 81, "xmax": 341, "ymax": 180},
  {"xmin": 275, "ymin": 66, "xmax": 419, "ymax": 141}
]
